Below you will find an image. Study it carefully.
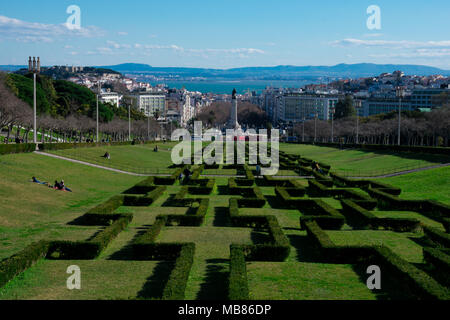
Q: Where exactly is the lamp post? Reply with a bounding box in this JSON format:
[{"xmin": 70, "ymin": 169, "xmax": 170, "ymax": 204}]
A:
[
  {"xmin": 33, "ymin": 73, "xmax": 37, "ymax": 144},
  {"xmin": 330, "ymin": 106, "xmax": 335, "ymax": 143},
  {"xmin": 302, "ymin": 116, "xmax": 305, "ymax": 143},
  {"xmin": 396, "ymin": 87, "xmax": 404, "ymax": 146},
  {"xmin": 96, "ymin": 81, "xmax": 100, "ymax": 143},
  {"xmin": 128, "ymin": 103, "xmax": 131, "ymax": 141},
  {"xmin": 314, "ymin": 103, "xmax": 318, "ymax": 144},
  {"xmin": 354, "ymin": 99, "xmax": 362, "ymax": 144},
  {"xmin": 147, "ymin": 114, "xmax": 150, "ymax": 141},
  {"xmin": 29, "ymin": 57, "xmax": 40, "ymax": 146}
]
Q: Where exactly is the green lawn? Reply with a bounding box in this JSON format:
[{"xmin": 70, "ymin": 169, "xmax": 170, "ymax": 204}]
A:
[
  {"xmin": 0, "ymin": 260, "xmax": 166, "ymax": 300},
  {"xmin": 247, "ymin": 262, "xmax": 378, "ymax": 300},
  {"xmin": 1, "ymin": 143, "xmax": 448, "ymax": 301},
  {"xmin": 46, "ymin": 143, "xmax": 179, "ymax": 174},
  {"xmin": 0, "ymin": 152, "xmax": 141, "ymax": 260},
  {"xmin": 379, "ymin": 166, "xmax": 450, "ymax": 204},
  {"xmin": 279, "ymin": 143, "xmax": 450, "ymax": 176}
]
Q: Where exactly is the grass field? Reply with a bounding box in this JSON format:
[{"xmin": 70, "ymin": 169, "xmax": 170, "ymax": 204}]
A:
[
  {"xmin": 379, "ymin": 166, "xmax": 450, "ymax": 204},
  {"xmin": 279, "ymin": 143, "xmax": 450, "ymax": 176},
  {"xmin": 0, "ymin": 152, "xmax": 141, "ymax": 260},
  {"xmin": 1, "ymin": 143, "xmax": 449, "ymax": 300}
]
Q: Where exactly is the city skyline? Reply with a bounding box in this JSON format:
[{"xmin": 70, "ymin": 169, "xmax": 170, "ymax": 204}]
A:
[{"xmin": 0, "ymin": 0, "xmax": 449, "ymax": 69}]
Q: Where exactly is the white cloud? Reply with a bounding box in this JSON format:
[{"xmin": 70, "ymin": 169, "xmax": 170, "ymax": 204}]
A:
[
  {"xmin": 117, "ymin": 31, "xmax": 128, "ymax": 36},
  {"xmin": 331, "ymin": 38, "xmax": 450, "ymax": 49},
  {"xmin": 370, "ymin": 49, "xmax": 450, "ymax": 58},
  {"xmin": 0, "ymin": 15, "xmax": 104, "ymax": 42}
]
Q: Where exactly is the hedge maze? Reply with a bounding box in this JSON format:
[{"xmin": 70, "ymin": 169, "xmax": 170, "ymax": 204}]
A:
[{"xmin": 1, "ymin": 148, "xmax": 450, "ymax": 300}]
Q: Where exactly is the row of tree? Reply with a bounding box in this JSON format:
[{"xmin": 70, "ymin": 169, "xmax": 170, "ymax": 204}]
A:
[
  {"xmin": 293, "ymin": 106, "xmax": 450, "ymax": 147},
  {"xmin": 0, "ymin": 72, "xmax": 170, "ymax": 143}
]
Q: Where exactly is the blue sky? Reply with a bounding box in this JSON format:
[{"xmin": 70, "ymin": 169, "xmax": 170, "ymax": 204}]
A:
[{"xmin": 1, "ymin": 0, "xmax": 449, "ymax": 69}]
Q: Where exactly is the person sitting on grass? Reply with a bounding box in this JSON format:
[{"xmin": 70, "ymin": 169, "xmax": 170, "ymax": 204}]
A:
[
  {"xmin": 154, "ymin": 145, "xmax": 159, "ymax": 152},
  {"xmin": 102, "ymin": 152, "xmax": 111, "ymax": 160},
  {"xmin": 60, "ymin": 180, "xmax": 73, "ymax": 193},
  {"xmin": 52, "ymin": 180, "xmax": 62, "ymax": 190},
  {"xmin": 314, "ymin": 162, "xmax": 324, "ymax": 174}
]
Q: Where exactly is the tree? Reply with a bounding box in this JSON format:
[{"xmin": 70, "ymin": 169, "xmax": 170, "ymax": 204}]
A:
[{"xmin": 335, "ymin": 95, "xmax": 356, "ymax": 119}]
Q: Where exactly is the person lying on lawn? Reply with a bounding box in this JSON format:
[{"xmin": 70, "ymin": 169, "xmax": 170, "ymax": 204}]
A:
[{"xmin": 31, "ymin": 177, "xmax": 48, "ymax": 185}]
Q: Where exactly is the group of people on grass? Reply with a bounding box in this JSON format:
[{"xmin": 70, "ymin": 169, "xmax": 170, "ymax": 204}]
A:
[{"xmin": 31, "ymin": 177, "xmax": 72, "ymax": 192}]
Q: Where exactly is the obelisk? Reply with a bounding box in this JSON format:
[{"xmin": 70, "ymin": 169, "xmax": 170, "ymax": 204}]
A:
[{"xmin": 229, "ymin": 88, "xmax": 241, "ymax": 129}]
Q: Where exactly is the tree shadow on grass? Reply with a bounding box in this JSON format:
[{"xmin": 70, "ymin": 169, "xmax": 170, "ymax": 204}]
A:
[
  {"xmin": 213, "ymin": 207, "xmax": 232, "ymax": 227},
  {"xmin": 196, "ymin": 259, "xmax": 229, "ymax": 300},
  {"xmin": 107, "ymin": 225, "xmax": 151, "ymax": 261},
  {"xmin": 137, "ymin": 261, "xmax": 175, "ymax": 300}
]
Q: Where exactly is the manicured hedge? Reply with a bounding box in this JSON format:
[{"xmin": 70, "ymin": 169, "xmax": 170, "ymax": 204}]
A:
[
  {"xmin": 423, "ymin": 226, "xmax": 450, "ymax": 248},
  {"xmin": 307, "ymin": 180, "xmax": 371, "ymax": 200},
  {"xmin": 162, "ymin": 243, "xmax": 195, "ymax": 300},
  {"xmin": 46, "ymin": 241, "xmax": 100, "ymax": 260},
  {"xmin": 0, "ymin": 143, "xmax": 36, "ymax": 155},
  {"xmin": 228, "ymin": 199, "xmax": 290, "ymax": 261},
  {"xmin": 123, "ymin": 186, "xmax": 166, "ymax": 206},
  {"xmin": 368, "ymin": 188, "xmax": 449, "ymax": 224},
  {"xmin": 187, "ymin": 179, "xmax": 215, "ymax": 195},
  {"xmin": 87, "ymin": 195, "xmax": 124, "ymax": 215},
  {"xmin": 122, "ymin": 177, "xmax": 155, "ymax": 194},
  {"xmin": 229, "ymin": 245, "xmax": 249, "ymax": 300},
  {"xmin": 423, "ymin": 247, "xmax": 450, "ymax": 286},
  {"xmin": 0, "ymin": 240, "xmax": 49, "ymax": 288},
  {"xmin": 163, "ymin": 199, "xmax": 210, "ymax": 227},
  {"xmin": 373, "ymin": 246, "xmax": 450, "ymax": 300},
  {"xmin": 155, "ymin": 166, "xmax": 186, "ymax": 185},
  {"xmin": 303, "ymin": 221, "xmax": 450, "ymax": 299},
  {"xmin": 341, "ymin": 199, "xmax": 421, "ymax": 232},
  {"xmin": 237, "ymin": 187, "xmax": 266, "ymax": 208},
  {"xmin": 89, "ymin": 215, "xmax": 132, "ymax": 253},
  {"xmin": 38, "ymin": 141, "xmax": 140, "ymax": 151},
  {"xmin": 134, "ymin": 216, "xmax": 167, "ymax": 245},
  {"xmin": 298, "ymin": 199, "xmax": 345, "ymax": 230},
  {"xmin": 330, "ymin": 172, "xmax": 402, "ymax": 195}
]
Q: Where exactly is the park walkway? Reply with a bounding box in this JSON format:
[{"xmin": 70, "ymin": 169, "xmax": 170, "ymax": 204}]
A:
[{"xmin": 34, "ymin": 151, "xmax": 449, "ymax": 179}]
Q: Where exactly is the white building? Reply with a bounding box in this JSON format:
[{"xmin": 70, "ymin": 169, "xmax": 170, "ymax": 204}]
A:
[
  {"xmin": 276, "ymin": 94, "xmax": 340, "ymax": 123},
  {"xmin": 99, "ymin": 90, "xmax": 120, "ymax": 108},
  {"xmin": 124, "ymin": 93, "xmax": 166, "ymax": 117}
]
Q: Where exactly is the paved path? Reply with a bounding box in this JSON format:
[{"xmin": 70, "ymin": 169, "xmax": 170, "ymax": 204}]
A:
[{"xmin": 34, "ymin": 151, "xmax": 449, "ymax": 179}]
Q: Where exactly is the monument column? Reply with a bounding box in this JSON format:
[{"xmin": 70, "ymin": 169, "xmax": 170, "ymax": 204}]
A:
[{"xmin": 229, "ymin": 88, "xmax": 241, "ymax": 129}]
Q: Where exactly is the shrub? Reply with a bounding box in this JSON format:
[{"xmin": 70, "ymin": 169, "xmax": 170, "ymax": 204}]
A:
[
  {"xmin": 373, "ymin": 246, "xmax": 450, "ymax": 300},
  {"xmin": 134, "ymin": 216, "xmax": 167, "ymax": 245},
  {"xmin": 237, "ymin": 187, "xmax": 266, "ymax": 208},
  {"xmin": 0, "ymin": 241, "xmax": 49, "ymax": 288},
  {"xmin": 229, "ymin": 245, "xmax": 249, "ymax": 300},
  {"xmin": 162, "ymin": 243, "xmax": 195, "ymax": 300},
  {"xmin": 341, "ymin": 199, "xmax": 420, "ymax": 232},
  {"xmin": 423, "ymin": 247, "xmax": 450, "ymax": 286},
  {"xmin": 0, "ymin": 143, "xmax": 36, "ymax": 155},
  {"xmin": 87, "ymin": 195, "xmax": 124, "ymax": 215},
  {"xmin": 46, "ymin": 241, "xmax": 100, "ymax": 260},
  {"xmin": 423, "ymin": 226, "xmax": 450, "ymax": 247},
  {"xmin": 89, "ymin": 215, "xmax": 132, "ymax": 254},
  {"xmin": 122, "ymin": 177, "xmax": 155, "ymax": 194}
]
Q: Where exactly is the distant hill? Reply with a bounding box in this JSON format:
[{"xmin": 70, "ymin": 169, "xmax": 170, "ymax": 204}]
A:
[
  {"xmin": 3, "ymin": 62, "xmax": 449, "ymax": 79},
  {"xmin": 99, "ymin": 63, "xmax": 450, "ymax": 79}
]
